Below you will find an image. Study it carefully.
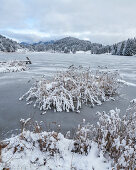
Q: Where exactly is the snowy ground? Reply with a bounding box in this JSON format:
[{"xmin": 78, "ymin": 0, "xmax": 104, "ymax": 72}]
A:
[{"xmin": 0, "ymin": 131, "xmax": 111, "ymax": 170}]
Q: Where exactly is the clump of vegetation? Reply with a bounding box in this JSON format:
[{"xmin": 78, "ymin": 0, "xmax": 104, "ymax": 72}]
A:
[
  {"xmin": 72, "ymin": 100, "xmax": 136, "ymax": 169},
  {"xmin": 71, "ymin": 119, "xmax": 94, "ymax": 155},
  {"xmin": 96, "ymin": 108, "xmax": 136, "ymax": 169},
  {"xmin": 20, "ymin": 65, "xmax": 120, "ymax": 113},
  {"xmin": 0, "ymin": 121, "xmax": 63, "ymax": 169},
  {"xmin": 0, "ymin": 60, "xmax": 28, "ymax": 73}
]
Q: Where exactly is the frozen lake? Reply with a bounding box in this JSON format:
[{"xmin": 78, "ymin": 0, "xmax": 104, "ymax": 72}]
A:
[{"xmin": 0, "ymin": 52, "xmax": 136, "ymax": 139}]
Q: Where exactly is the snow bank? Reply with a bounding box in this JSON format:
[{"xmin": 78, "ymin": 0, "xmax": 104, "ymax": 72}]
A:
[
  {"xmin": 0, "ymin": 60, "xmax": 28, "ymax": 73},
  {"xmin": 0, "ymin": 129, "xmax": 110, "ymax": 170},
  {"xmin": 76, "ymin": 50, "xmax": 91, "ymax": 54},
  {"xmin": 20, "ymin": 66, "xmax": 121, "ymax": 113}
]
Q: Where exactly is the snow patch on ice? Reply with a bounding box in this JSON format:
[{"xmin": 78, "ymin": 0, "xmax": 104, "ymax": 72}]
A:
[
  {"xmin": 118, "ymin": 79, "xmax": 136, "ymax": 87},
  {"xmin": 0, "ymin": 60, "xmax": 28, "ymax": 73}
]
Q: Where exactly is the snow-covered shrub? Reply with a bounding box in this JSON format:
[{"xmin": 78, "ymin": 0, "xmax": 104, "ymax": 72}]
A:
[
  {"xmin": 20, "ymin": 65, "xmax": 120, "ymax": 113},
  {"xmin": 94, "ymin": 106, "xmax": 136, "ymax": 169},
  {"xmin": 71, "ymin": 100, "xmax": 136, "ymax": 169},
  {"xmin": 0, "ymin": 142, "xmax": 9, "ymax": 163},
  {"xmin": 0, "ymin": 60, "xmax": 28, "ymax": 73},
  {"xmin": 72, "ymin": 121, "xmax": 94, "ymax": 155},
  {"xmin": 0, "ymin": 131, "xmax": 62, "ymax": 169},
  {"xmin": 0, "ymin": 120, "xmax": 110, "ymax": 170}
]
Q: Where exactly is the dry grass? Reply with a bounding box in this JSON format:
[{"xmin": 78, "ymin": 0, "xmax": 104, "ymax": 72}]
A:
[
  {"xmin": 72, "ymin": 107, "xmax": 136, "ymax": 169},
  {"xmin": 0, "ymin": 142, "xmax": 9, "ymax": 163},
  {"xmin": 20, "ymin": 65, "xmax": 121, "ymax": 113}
]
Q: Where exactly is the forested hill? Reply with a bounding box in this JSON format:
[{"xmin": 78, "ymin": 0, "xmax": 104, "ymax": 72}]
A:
[
  {"xmin": 0, "ymin": 35, "xmax": 22, "ymax": 52},
  {"xmin": 21, "ymin": 37, "xmax": 103, "ymax": 53},
  {"xmin": 21, "ymin": 36, "xmax": 136, "ymax": 56},
  {"xmin": 0, "ymin": 34, "xmax": 136, "ymax": 56},
  {"xmin": 111, "ymin": 38, "xmax": 136, "ymax": 56}
]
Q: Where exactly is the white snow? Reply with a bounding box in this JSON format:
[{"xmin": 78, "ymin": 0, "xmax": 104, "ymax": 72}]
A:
[
  {"xmin": 76, "ymin": 51, "xmax": 91, "ymax": 54},
  {"xmin": 118, "ymin": 79, "xmax": 136, "ymax": 87},
  {"xmin": 0, "ymin": 131, "xmax": 111, "ymax": 170}
]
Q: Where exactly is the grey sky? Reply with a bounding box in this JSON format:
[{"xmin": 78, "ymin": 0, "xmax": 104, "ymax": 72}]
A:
[{"xmin": 0, "ymin": 0, "xmax": 136, "ymax": 44}]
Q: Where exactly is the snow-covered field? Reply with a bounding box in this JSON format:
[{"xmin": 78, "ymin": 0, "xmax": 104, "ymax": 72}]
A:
[{"xmin": 0, "ymin": 52, "xmax": 136, "ymax": 169}]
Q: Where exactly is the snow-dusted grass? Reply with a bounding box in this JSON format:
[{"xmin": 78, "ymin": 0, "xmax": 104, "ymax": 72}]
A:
[
  {"xmin": 20, "ymin": 66, "xmax": 120, "ymax": 113},
  {"xmin": 72, "ymin": 102, "xmax": 136, "ymax": 169},
  {"xmin": 0, "ymin": 124, "xmax": 110, "ymax": 170},
  {"xmin": 0, "ymin": 100, "xmax": 135, "ymax": 170},
  {"xmin": 0, "ymin": 132, "xmax": 110, "ymax": 170},
  {"xmin": 96, "ymin": 110, "xmax": 136, "ymax": 169},
  {"xmin": 0, "ymin": 60, "xmax": 28, "ymax": 73}
]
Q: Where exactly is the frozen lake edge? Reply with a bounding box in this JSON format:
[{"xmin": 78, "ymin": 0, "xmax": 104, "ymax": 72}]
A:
[{"xmin": 0, "ymin": 52, "xmax": 136, "ymax": 140}]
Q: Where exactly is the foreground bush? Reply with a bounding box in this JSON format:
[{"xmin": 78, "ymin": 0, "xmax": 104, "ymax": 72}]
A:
[
  {"xmin": 96, "ymin": 107, "xmax": 136, "ymax": 169},
  {"xmin": 73, "ymin": 99, "xmax": 136, "ymax": 169},
  {"xmin": 0, "ymin": 100, "xmax": 135, "ymax": 170},
  {"xmin": 20, "ymin": 66, "xmax": 120, "ymax": 113}
]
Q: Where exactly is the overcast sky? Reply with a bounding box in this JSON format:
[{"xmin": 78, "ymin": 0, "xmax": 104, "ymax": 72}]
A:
[{"xmin": 0, "ymin": 0, "xmax": 136, "ymax": 44}]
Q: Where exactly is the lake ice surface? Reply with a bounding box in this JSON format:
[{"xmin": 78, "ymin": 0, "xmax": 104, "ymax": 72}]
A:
[{"xmin": 0, "ymin": 52, "xmax": 136, "ymax": 139}]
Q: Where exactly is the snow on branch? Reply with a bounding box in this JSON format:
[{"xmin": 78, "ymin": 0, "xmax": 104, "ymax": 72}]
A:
[{"xmin": 20, "ymin": 65, "xmax": 121, "ymax": 113}]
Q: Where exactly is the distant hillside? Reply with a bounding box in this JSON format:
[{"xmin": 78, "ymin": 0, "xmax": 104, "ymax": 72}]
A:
[
  {"xmin": 21, "ymin": 37, "xmax": 103, "ymax": 53},
  {"xmin": 47, "ymin": 37, "xmax": 103, "ymax": 53},
  {"xmin": 0, "ymin": 35, "xmax": 22, "ymax": 52}
]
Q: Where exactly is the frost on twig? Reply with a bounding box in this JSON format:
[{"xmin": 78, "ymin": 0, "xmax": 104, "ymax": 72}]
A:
[{"xmin": 20, "ymin": 65, "xmax": 121, "ymax": 113}]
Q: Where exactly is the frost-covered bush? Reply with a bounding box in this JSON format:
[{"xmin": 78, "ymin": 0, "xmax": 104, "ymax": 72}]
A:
[
  {"xmin": 0, "ymin": 60, "xmax": 28, "ymax": 73},
  {"xmin": 96, "ymin": 107, "xmax": 136, "ymax": 169},
  {"xmin": 72, "ymin": 121, "xmax": 94, "ymax": 155},
  {"xmin": 20, "ymin": 66, "xmax": 120, "ymax": 113},
  {"xmin": 72, "ymin": 100, "xmax": 136, "ymax": 169},
  {"xmin": 0, "ymin": 120, "xmax": 110, "ymax": 170},
  {"xmin": 0, "ymin": 131, "xmax": 62, "ymax": 169}
]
